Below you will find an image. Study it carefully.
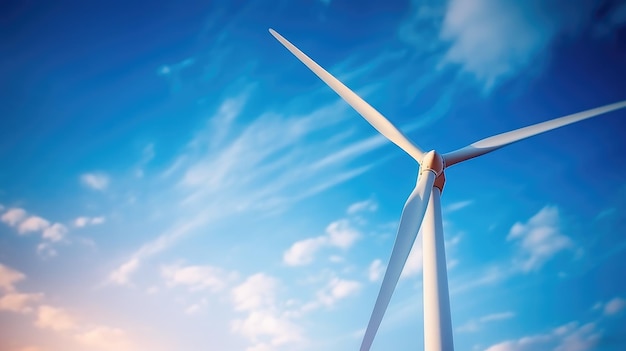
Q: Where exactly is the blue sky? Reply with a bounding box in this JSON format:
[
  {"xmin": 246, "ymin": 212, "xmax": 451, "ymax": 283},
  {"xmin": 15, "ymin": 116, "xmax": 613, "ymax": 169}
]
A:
[{"xmin": 1, "ymin": 0, "xmax": 626, "ymax": 350}]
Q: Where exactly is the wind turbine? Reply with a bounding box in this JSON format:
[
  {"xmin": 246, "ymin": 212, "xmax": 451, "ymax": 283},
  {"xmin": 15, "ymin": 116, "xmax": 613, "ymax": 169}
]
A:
[{"xmin": 268, "ymin": 28, "xmax": 626, "ymax": 351}]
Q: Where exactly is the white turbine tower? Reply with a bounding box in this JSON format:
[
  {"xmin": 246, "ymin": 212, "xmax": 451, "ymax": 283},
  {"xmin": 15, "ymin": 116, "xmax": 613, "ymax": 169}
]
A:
[{"xmin": 268, "ymin": 28, "xmax": 626, "ymax": 351}]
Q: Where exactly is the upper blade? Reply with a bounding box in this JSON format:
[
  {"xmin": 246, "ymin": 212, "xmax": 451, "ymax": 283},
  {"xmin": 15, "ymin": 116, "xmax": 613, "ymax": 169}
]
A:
[
  {"xmin": 269, "ymin": 28, "xmax": 424, "ymax": 161},
  {"xmin": 443, "ymin": 100, "xmax": 626, "ymax": 167},
  {"xmin": 360, "ymin": 170, "xmax": 437, "ymax": 351}
]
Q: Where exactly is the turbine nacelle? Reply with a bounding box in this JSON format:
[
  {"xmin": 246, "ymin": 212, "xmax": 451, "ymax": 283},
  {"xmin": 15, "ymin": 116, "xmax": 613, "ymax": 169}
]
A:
[
  {"xmin": 420, "ymin": 150, "xmax": 445, "ymax": 176},
  {"xmin": 420, "ymin": 150, "xmax": 446, "ymax": 192}
]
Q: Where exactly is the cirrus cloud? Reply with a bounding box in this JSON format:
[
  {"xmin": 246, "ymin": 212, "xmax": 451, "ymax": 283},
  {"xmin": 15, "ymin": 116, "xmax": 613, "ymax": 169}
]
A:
[
  {"xmin": 507, "ymin": 206, "xmax": 573, "ymax": 272},
  {"xmin": 80, "ymin": 173, "xmax": 110, "ymax": 191},
  {"xmin": 440, "ymin": 0, "xmax": 596, "ymax": 89},
  {"xmin": 283, "ymin": 219, "xmax": 361, "ymax": 266}
]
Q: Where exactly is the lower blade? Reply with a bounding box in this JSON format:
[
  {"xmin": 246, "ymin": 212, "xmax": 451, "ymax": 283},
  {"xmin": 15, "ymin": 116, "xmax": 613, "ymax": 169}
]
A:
[{"xmin": 360, "ymin": 170, "xmax": 437, "ymax": 351}]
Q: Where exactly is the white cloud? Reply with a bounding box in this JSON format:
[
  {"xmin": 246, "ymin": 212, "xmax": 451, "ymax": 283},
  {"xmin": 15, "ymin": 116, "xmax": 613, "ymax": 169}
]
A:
[
  {"xmin": 36, "ymin": 243, "xmax": 58, "ymax": 258},
  {"xmin": 74, "ymin": 216, "xmax": 105, "ymax": 228},
  {"xmin": 485, "ymin": 321, "xmax": 600, "ymax": 351},
  {"xmin": 450, "ymin": 265, "xmax": 508, "ymax": 294},
  {"xmin": 316, "ymin": 277, "xmax": 361, "ymax": 307},
  {"xmin": 457, "ymin": 311, "xmax": 515, "ymax": 333},
  {"xmin": 135, "ymin": 143, "xmax": 156, "ymax": 178},
  {"xmin": 603, "ymin": 297, "xmax": 625, "ymax": 316},
  {"xmin": 107, "ymin": 215, "xmax": 211, "ymax": 285},
  {"xmin": 42, "ymin": 223, "xmax": 67, "ymax": 242},
  {"xmin": 75, "ymin": 326, "xmax": 135, "ymax": 351},
  {"xmin": 231, "ymin": 273, "xmax": 303, "ymax": 350},
  {"xmin": 112, "ymin": 87, "xmax": 385, "ymax": 284},
  {"xmin": 445, "ymin": 200, "xmax": 473, "ymax": 213},
  {"xmin": 481, "ymin": 311, "xmax": 515, "ymax": 322},
  {"xmin": 347, "ymin": 199, "xmax": 378, "ymax": 215},
  {"xmin": 80, "ymin": 173, "xmax": 110, "ymax": 191},
  {"xmin": 368, "ymin": 259, "xmax": 384, "ymax": 282},
  {"xmin": 231, "ymin": 310, "xmax": 303, "ymax": 349},
  {"xmin": 91, "ymin": 216, "xmax": 105, "ymax": 225},
  {"xmin": 157, "ymin": 57, "xmax": 196, "ymax": 93},
  {"xmin": 232, "ymin": 273, "xmax": 277, "ymax": 312},
  {"xmin": 35, "ymin": 305, "xmax": 77, "ymax": 331},
  {"xmin": 326, "ymin": 220, "xmax": 360, "ymax": 249},
  {"xmin": 108, "ymin": 258, "xmax": 140, "ymax": 286},
  {"xmin": 184, "ymin": 299, "xmax": 208, "ymax": 315},
  {"xmin": 507, "ymin": 206, "xmax": 573, "ymax": 272},
  {"xmin": 1, "ymin": 208, "xmax": 26, "ymax": 226},
  {"xmin": 17, "ymin": 216, "xmax": 49, "ymax": 234},
  {"xmin": 284, "ymin": 219, "xmax": 361, "ymax": 266},
  {"xmin": 205, "ymin": 94, "xmax": 249, "ymax": 150},
  {"xmin": 283, "ymin": 237, "xmax": 327, "ymax": 266},
  {"xmin": 161, "ymin": 263, "xmax": 234, "ymax": 292},
  {"xmin": 74, "ymin": 217, "xmax": 89, "ymax": 227},
  {"xmin": 0, "ymin": 263, "xmax": 25, "ymax": 292},
  {"xmin": 0, "ymin": 292, "xmax": 43, "ymax": 313},
  {"xmin": 2, "ymin": 209, "xmax": 67, "ymax": 244},
  {"xmin": 310, "ymin": 134, "xmax": 388, "ymax": 172},
  {"xmin": 440, "ymin": 0, "xmax": 595, "ymax": 89}
]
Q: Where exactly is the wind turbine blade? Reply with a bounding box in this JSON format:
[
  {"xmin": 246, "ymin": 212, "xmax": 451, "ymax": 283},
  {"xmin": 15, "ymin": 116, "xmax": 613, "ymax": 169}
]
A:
[
  {"xmin": 360, "ymin": 170, "xmax": 437, "ymax": 351},
  {"xmin": 269, "ymin": 28, "xmax": 424, "ymax": 161},
  {"xmin": 443, "ymin": 100, "xmax": 626, "ymax": 167}
]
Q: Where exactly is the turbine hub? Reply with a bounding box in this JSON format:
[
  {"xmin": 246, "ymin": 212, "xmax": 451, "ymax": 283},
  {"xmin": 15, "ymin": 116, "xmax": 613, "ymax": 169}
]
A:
[{"xmin": 419, "ymin": 150, "xmax": 445, "ymax": 176}]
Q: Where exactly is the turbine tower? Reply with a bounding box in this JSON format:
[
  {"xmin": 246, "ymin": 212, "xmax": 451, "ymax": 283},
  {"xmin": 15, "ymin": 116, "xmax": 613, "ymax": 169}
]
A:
[{"xmin": 268, "ymin": 28, "xmax": 626, "ymax": 351}]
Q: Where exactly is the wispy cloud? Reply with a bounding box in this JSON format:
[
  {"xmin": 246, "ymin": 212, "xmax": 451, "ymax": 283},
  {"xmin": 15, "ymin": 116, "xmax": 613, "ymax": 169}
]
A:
[
  {"xmin": 1, "ymin": 207, "xmax": 69, "ymax": 247},
  {"xmin": 161, "ymin": 263, "xmax": 236, "ymax": 292},
  {"xmin": 444, "ymin": 200, "xmax": 473, "ymax": 213},
  {"xmin": 283, "ymin": 219, "xmax": 360, "ymax": 266},
  {"xmin": 594, "ymin": 297, "xmax": 626, "ymax": 316},
  {"xmin": 157, "ymin": 57, "xmax": 196, "ymax": 93},
  {"xmin": 283, "ymin": 237, "xmax": 328, "ymax": 266},
  {"xmin": 231, "ymin": 273, "xmax": 303, "ymax": 350},
  {"xmin": 109, "ymin": 88, "xmax": 381, "ymax": 284},
  {"xmin": 507, "ymin": 206, "xmax": 573, "ymax": 272},
  {"xmin": 0, "ymin": 292, "xmax": 43, "ymax": 313},
  {"xmin": 1, "ymin": 262, "xmax": 149, "ymax": 349},
  {"xmin": 74, "ymin": 326, "xmax": 136, "ymax": 351},
  {"xmin": 457, "ymin": 311, "xmax": 515, "ymax": 333},
  {"xmin": 0, "ymin": 263, "xmax": 25, "ymax": 292},
  {"xmin": 134, "ymin": 143, "xmax": 156, "ymax": 178},
  {"xmin": 74, "ymin": 216, "xmax": 105, "ymax": 228},
  {"xmin": 347, "ymin": 199, "xmax": 378, "ymax": 215},
  {"xmin": 1, "ymin": 208, "xmax": 26, "ymax": 226},
  {"xmin": 36, "ymin": 243, "xmax": 58, "ymax": 259},
  {"xmin": 440, "ymin": 0, "xmax": 596, "ymax": 90},
  {"xmin": 18, "ymin": 216, "xmax": 50, "ymax": 234},
  {"xmin": 0, "ymin": 265, "xmax": 47, "ymax": 318},
  {"xmin": 368, "ymin": 259, "xmax": 383, "ymax": 282},
  {"xmin": 80, "ymin": 172, "xmax": 110, "ymax": 191},
  {"xmin": 484, "ymin": 321, "xmax": 600, "ymax": 351},
  {"xmin": 108, "ymin": 258, "xmax": 140, "ymax": 286},
  {"xmin": 450, "ymin": 265, "xmax": 509, "ymax": 295},
  {"xmin": 315, "ymin": 277, "xmax": 361, "ymax": 307},
  {"xmin": 42, "ymin": 223, "xmax": 67, "ymax": 242},
  {"xmin": 35, "ymin": 305, "xmax": 77, "ymax": 331}
]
